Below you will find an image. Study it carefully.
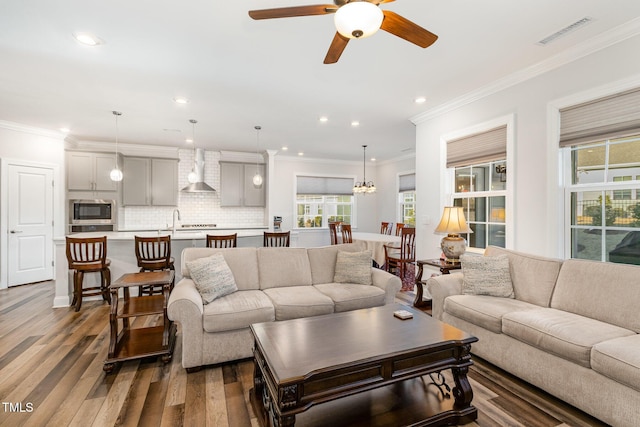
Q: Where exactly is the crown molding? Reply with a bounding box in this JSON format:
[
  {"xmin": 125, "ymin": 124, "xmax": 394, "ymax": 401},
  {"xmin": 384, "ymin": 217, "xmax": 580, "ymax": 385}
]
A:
[
  {"xmin": 65, "ymin": 140, "xmax": 179, "ymax": 158},
  {"xmin": 0, "ymin": 120, "xmax": 65, "ymax": 139},
  {"xmin": 411, "ymin": 16, "xmax": 640, "ymax": 125}
]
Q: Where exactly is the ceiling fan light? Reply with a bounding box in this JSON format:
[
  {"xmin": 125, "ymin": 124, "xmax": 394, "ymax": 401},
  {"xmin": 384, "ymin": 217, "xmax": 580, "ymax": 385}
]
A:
[{"xmin": 334, "ymin": 2, "xmax": 383, "ymax": 39}]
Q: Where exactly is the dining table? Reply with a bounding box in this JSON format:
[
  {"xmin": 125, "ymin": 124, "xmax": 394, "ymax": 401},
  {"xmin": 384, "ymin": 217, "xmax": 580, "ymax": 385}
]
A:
[{"xmin": 350, "ymin": 232, "xmax": 401, "ymax": 267}]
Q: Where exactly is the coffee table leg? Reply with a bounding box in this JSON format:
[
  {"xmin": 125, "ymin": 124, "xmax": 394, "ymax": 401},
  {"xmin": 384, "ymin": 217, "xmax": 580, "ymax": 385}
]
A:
[{"xmin": 451, "ymin": 365, "xmax": 473, "ymax": 409}]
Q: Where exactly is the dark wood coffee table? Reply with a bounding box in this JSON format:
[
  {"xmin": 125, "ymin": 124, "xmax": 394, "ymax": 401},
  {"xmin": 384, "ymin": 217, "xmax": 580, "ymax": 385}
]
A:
[{"xmin": 250, "ymin": 303, "xmax": 478, "ymax": 426}]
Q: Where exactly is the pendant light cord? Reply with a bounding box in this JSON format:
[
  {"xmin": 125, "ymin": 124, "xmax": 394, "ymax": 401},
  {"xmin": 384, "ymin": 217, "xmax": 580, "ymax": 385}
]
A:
[
  {"xmin": 113, "ymin": 111, "xmax": 122, "ymax": 169},
  {"xmin": 255, "ymin": 126, "xmax": 261, "ymax": 174}
]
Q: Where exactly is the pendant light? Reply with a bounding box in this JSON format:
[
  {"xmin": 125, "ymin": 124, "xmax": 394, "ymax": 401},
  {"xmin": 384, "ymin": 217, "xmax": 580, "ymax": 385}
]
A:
[
  {"xmin": 353, "ymin": 145, "xmax": 376, "ymax": 194},
  {"xmin": 187, "ymin": 119, "xmax": 198, "ymax": 184},
  {"xmin": 252, "ymin": 125, "xmax": 263, "ymax": 187},
  {"xmin": 109, "ymin": 111, "xmax": 123, "ymax": 182}
]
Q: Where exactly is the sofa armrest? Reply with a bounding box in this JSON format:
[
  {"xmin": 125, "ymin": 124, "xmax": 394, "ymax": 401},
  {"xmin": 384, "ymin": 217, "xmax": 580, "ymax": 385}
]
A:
[
  {"xmin": 426, "ymin": 272, "xmax": 464, "ymax": 320},
  {"xmin": 167, "ymin": 278, "xmax": 205, "ymax": 369},
  {"xmin": 371, "ymin": 268, "xmax": 402, "ymax": 304}
]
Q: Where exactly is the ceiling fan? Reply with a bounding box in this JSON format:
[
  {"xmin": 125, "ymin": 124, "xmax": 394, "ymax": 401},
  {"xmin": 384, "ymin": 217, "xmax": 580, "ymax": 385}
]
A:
[{"xmin": 248, "ymin": 0, "xmax": 438, "ymax": 64}]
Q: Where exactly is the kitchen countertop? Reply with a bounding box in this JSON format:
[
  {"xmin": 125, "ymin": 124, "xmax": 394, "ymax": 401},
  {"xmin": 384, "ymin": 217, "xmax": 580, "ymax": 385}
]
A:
[{"xmin": 55, "ymin": 227, "xmax": 269, "ymax": 241}]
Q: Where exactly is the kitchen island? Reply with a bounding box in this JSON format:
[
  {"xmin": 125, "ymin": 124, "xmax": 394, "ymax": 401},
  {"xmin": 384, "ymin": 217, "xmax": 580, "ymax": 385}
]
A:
[{"xmin": 52, "ymin": 227, "xmax": 279, "ymax": 308}]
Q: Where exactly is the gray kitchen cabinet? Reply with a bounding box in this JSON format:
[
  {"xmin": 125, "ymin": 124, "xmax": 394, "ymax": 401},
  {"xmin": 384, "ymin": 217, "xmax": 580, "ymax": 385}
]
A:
[
  {"xmin": 67, "ymin": 151, "xmax": 119, "ymax": 191},
  {"xmin": 220, "ymin": 162, "xmax": 265, "ymax": 207},
  {"xmin": 122, "ymin": 157, "xmax": 178, "ymax": 206}
]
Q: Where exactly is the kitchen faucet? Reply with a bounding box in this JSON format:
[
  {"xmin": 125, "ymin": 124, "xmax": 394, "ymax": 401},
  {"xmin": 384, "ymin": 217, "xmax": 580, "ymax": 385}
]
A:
[{"xmin": 172, "ymin": 209, "xmax": 181, "ymax": 233}]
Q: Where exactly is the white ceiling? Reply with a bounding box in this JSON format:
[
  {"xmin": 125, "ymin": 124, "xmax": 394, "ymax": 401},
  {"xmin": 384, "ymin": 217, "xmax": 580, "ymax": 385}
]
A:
[{"xmin": 2, "ymin": 1, "xmax": 640, "ymax": 162}]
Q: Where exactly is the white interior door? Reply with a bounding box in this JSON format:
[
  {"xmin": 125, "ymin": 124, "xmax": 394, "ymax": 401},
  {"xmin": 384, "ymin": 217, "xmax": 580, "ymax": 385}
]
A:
[{"xmin": 7, "ymin": 164, "xmax": 54, "ymax": 286}]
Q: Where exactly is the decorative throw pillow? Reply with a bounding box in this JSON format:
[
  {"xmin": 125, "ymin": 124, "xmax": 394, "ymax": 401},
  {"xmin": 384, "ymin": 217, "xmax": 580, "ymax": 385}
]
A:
[
  {"xmin": 461, "ymin": 254, "xmax": 514, "ymax": 298},
  {"xmin": 186, "ymin": 253, "xmax": 238, "ymax": 304},
  {"xmin": 333, "ymin": 250, "xmax": 373, "ymax": 285}
]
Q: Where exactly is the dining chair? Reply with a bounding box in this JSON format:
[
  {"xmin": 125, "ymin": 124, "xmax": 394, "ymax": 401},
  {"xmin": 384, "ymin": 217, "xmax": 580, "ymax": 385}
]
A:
[
  {"xmin": 134, "ymin": 235, "xmax": 175, "ymax": 295},
  {"xmin": 206, "ymin": 233, "xmax": 238, "ymax": 248},
  {"xmin": 65, "ymin": 236, "xmax": 111, "ymax": 312},
  {"xmin": 380, "ymin": 222, "xmax": 392, "ymax": 235},
  {"xmin": 328, "ymin": 222, "xmax": 340, "ymax": 245},
  {"xmin": 383, "ymin": 227, "xmax": 416, "ymax": 281},
  {"xmin": 340, "ymin": 224, "xmax": 353, "ymax": 244},
  {"xmin": 395, "ymin": 223, "xmax": 405, "ymax": 236},
  {"xmin": 264, "ymin": 231, "xmax": 290, "ymax": 247}
]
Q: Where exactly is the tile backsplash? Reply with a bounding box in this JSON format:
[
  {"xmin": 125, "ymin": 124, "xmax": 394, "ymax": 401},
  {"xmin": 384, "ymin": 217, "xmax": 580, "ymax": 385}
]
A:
[{"xmin": 120, "ymin": 149, "xmax": 266, "ymax": 230}]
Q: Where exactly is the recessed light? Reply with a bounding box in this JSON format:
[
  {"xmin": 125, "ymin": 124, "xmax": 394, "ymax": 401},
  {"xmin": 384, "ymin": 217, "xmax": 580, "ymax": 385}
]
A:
[
  {"xmin": 73, "ymin": 32, "xmax": 104, "ymax": 46},
  {"xmin": 351, "ymin": 121, "xmax": 360, "ymax": 127},
  {"xmin": 298, "ymin": 152, "xmax": 304, "ymax": 156},
  {"xmin": 281, "ymin": 146, "xmax": 288, "ymax": 151},
  {"xmin": 370, "ymin": 157, "xmax": 376, "ymax": 162},
  {"xmin": 173, "ymin": 97, "xmax": 189, "ymax": 104},
  {"xmin": 414, "ymin": 96, "xmax": 427, "ymax": 104},
  {"xmin": 319, "ymin": 116, "xmax": 328, "ymax": 122},
  {"xmin": 59, "ymin": 127, "xmax": 70, "ymax": 133},
  {"xmin": 185, "ymin": 138, "xmax": 193, "ymax": 143}
]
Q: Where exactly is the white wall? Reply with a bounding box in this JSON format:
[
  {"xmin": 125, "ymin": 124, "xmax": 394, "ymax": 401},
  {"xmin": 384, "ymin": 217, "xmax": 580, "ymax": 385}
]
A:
[
  {"xmin": 376, "ymin": 156, "xmax": 415, "ymax": 225},
  {"xmin": 0, "ymin": 121, "xmax": 66, "ymax": 288},
  {"xmin": 414, "ymin": 33, "xmax": 640, "ymax": 260}
]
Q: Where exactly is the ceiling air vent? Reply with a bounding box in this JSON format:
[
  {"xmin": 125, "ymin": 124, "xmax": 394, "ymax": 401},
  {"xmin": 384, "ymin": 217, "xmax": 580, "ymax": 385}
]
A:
[{"xmin": 537, "ymin": 17, "xmax": 593, "ymax": 46}]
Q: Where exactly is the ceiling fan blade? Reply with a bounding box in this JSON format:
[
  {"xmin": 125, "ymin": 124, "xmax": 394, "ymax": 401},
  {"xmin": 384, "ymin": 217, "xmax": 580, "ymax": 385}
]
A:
[
  {"xmin": 249, "ymin": 5, "xmax": 337, "ymax": 20},
  {"xmin": 324, "ymin": 32, "xmax": 350, "ymax": 64},
  {"xmin": 380, "ymin": 10, "xmax": 438, "ymax": 48}
]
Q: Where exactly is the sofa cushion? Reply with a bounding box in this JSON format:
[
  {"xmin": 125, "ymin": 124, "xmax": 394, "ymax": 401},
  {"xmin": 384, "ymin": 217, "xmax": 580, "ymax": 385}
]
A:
[
  {"xmin": 181, "ymin": 247, "xmax": 259, "ymax": 291},
  {"xmin": 263, "ymin": 287, "xmax": 334, "ymax": 320},
  {"xmin": 307, "ymin": 244, "xmax": 362, "ymax": 285},
  {"xmin": 258, "ymin": 248, "xmax": 313, "ymax": 289},
  {"xmin": 444, "ymin": 295, "xmax": 542, "ymax": 333},
  {"xmin": 484, "ymin": 246, "xmax": 562, "ymax": 306},
  {"xmin": 186, "ymin": 253, "xmax": 238, "ymax": 304},
  {"xmin": 551, "ymin": 259, "xmax": 640, "ymax": 333},
  {"xmin": 461, "ymin": 254, "xmax": 514, "ymax": 298},
  {"xmin": 202, "ymin": 290, "xmax": 275, "ymax": 333},
  {"xmin": 502, "ymin": 308, "xmax": 636, "ymax": 368},
  {"xmin": 591, "ymin": 335, "xmax": 640, "ymax": 393},
  {"xmin": 314, "ymin": 283, "xmax": 385, "ymax": 312},
  {"xmin": 334, "ymin": 250, "xmax": 373, "ymax": 285}
]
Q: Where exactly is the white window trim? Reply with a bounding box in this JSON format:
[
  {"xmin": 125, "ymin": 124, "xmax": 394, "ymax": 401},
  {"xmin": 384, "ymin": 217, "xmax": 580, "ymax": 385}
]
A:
[
  {"xmin": 549, "ymin": 74, "xmax": 640, "ymax": 259},
  {"xmin": 292, "ymin": 172, "xmax": 358, "ymax": 230},
  {"xmin": 440, "ymin": 114, "xmax": 515, "ymax": 249}
]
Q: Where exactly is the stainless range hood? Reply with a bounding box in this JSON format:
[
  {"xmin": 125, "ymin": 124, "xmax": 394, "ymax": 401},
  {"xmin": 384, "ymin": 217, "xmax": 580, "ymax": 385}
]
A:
[{"xmin": 181, "ymin": 148, "xmax": 216, "ymax": 193}]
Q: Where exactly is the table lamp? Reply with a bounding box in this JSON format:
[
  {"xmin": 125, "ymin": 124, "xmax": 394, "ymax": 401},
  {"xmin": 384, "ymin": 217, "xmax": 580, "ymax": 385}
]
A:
[{"xmin": 434, "ymin": 206, "xmax": 473, "ymax": 263}]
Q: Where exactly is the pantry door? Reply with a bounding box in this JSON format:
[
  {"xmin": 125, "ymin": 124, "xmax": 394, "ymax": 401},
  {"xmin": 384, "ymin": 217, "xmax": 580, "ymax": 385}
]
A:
[{"xmin": 7, "ymin": 163, "xmax": 54, "ymax": 286}]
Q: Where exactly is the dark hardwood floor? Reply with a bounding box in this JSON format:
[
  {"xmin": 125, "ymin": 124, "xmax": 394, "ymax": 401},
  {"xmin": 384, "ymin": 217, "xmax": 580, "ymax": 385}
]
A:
[{"xmin": 0, "ymin": 281, "xmax": 608, "ymax": 427}]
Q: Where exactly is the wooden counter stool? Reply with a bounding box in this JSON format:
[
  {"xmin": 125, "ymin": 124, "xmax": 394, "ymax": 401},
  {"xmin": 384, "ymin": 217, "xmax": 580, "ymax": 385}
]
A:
[
  {"xmin": 134, "ymin": 235, "xmax": 174, "ymax": 295},
  {"xmin": 65, "ymin": 236, "xmax": 111, "ymax": 312},
  {"xmin": 206, "ymin": 233, "xmax": 237, "ymax": 248},
  {"xmin": 263, "ymin": 231, "xmax": 290, "ymax": 247}
]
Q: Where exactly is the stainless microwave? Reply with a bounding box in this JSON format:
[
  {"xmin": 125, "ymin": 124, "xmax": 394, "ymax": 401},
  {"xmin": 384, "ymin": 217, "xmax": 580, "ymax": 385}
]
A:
[{"xmin": 69, "ymin": 199, "xmax": 116, "ymax": 225}]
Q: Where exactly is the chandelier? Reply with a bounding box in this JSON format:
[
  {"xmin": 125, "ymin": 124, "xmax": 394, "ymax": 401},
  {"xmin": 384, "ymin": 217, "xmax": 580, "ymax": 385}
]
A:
[{"xmin": 353, "ymin": 144, "xmax": 376, "ymax": 194}]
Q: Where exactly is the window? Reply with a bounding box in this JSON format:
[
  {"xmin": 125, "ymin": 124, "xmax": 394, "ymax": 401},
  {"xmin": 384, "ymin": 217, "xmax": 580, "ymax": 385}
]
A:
[
  {"xmin": 566, "ymin": 136, "xmax": 640, "ymax": 264},
  {"xmin": 446, "ymin": 124, "xmax": 508, "ymax": 250},
  {"xmin": 560, "ymin": 87, "xmax": 640, "ymax": 265},
  {"xmin": 295, "ymin": 176, "xmax": 354, "ymax": 228},
  {"xmin": 398, "ymin": 172, "xmax": 416, "ymax": 226}
]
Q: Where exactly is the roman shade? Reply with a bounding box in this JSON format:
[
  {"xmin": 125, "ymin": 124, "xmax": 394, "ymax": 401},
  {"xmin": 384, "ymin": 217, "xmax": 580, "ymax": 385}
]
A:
[
  {"xmin": 447, "ymin": 125, "xmax": 507, "ymax": 168},
  {"xmin": 559, "ymin": 87, "xmax": 640, "ymax": 147},
  {"xmin": 399, "ymin": 173, "xmax": 415, "ymax": 192},
  {"xmin": 297, "ymin": 176, "xmax": 354, "ymax": 195}
]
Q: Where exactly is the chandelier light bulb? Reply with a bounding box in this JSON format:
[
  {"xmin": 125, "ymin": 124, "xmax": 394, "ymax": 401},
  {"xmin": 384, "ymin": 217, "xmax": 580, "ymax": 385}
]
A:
[{"xmin": 334, "ymin": 2, "xmax": 383, "ymax": 39}]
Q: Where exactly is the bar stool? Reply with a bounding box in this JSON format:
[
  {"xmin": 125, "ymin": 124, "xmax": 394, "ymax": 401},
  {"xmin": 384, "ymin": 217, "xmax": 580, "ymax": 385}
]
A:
[
  {"xmin": 206, "ymin": 233, "xmax": 237, "ymax": 248},
  {"xmin": 263, "ymin": 231, "xmax": 290, "ymax": 247},
  {"xmin": 65, "ymin": 236, "xmax": 111, "ymax": 312},
  {"xmin": 134, "ymin": 235, "xmax": 174, "ymax": 295}
]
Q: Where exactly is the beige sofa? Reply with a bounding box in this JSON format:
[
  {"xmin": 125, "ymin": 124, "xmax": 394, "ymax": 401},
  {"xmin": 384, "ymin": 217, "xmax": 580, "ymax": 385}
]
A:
[
  {"xmin": 167, "ymin": 244, "xmax": 402, "ymax": 371},
  {"xmin": 427, "ymin": 246, "xmax": 640, "ymax": 427}
]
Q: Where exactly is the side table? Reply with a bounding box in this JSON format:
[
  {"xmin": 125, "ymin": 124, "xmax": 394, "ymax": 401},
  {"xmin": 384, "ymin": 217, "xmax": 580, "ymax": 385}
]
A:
[
  {"xmin": 414, "ymin": 259, "xmax": 461, "ymax": 308},
  {"xmin": 104, "ymin": 270, "xmax": 176, "ymax": 372}
]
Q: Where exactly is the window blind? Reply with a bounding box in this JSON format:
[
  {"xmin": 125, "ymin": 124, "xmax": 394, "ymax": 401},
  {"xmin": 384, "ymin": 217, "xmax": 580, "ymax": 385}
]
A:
[
  {"xmin": 399, "ymin": 173, "xmax": 415, "ymax": 192},
  {"xmin": 559, "ymin": 87, "xmax": 640, "ymax": 147},
  {"xmin": 296, "ymin": 176, "xmax": 354, "ymax": 195},
  {"xmin": 447, "ymin": 125, "xmax": 507, "ymax": 168}
]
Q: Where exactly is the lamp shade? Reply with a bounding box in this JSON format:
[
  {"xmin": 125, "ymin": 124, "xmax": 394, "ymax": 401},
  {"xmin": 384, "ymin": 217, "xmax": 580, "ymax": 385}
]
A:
[
  {"xmin": 434, "ymin": 206, "xmax": 473, "ymax": 236},
  {"xmin": 334, "ymin": 2, "xmax": 383, "ymax": 39}
]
